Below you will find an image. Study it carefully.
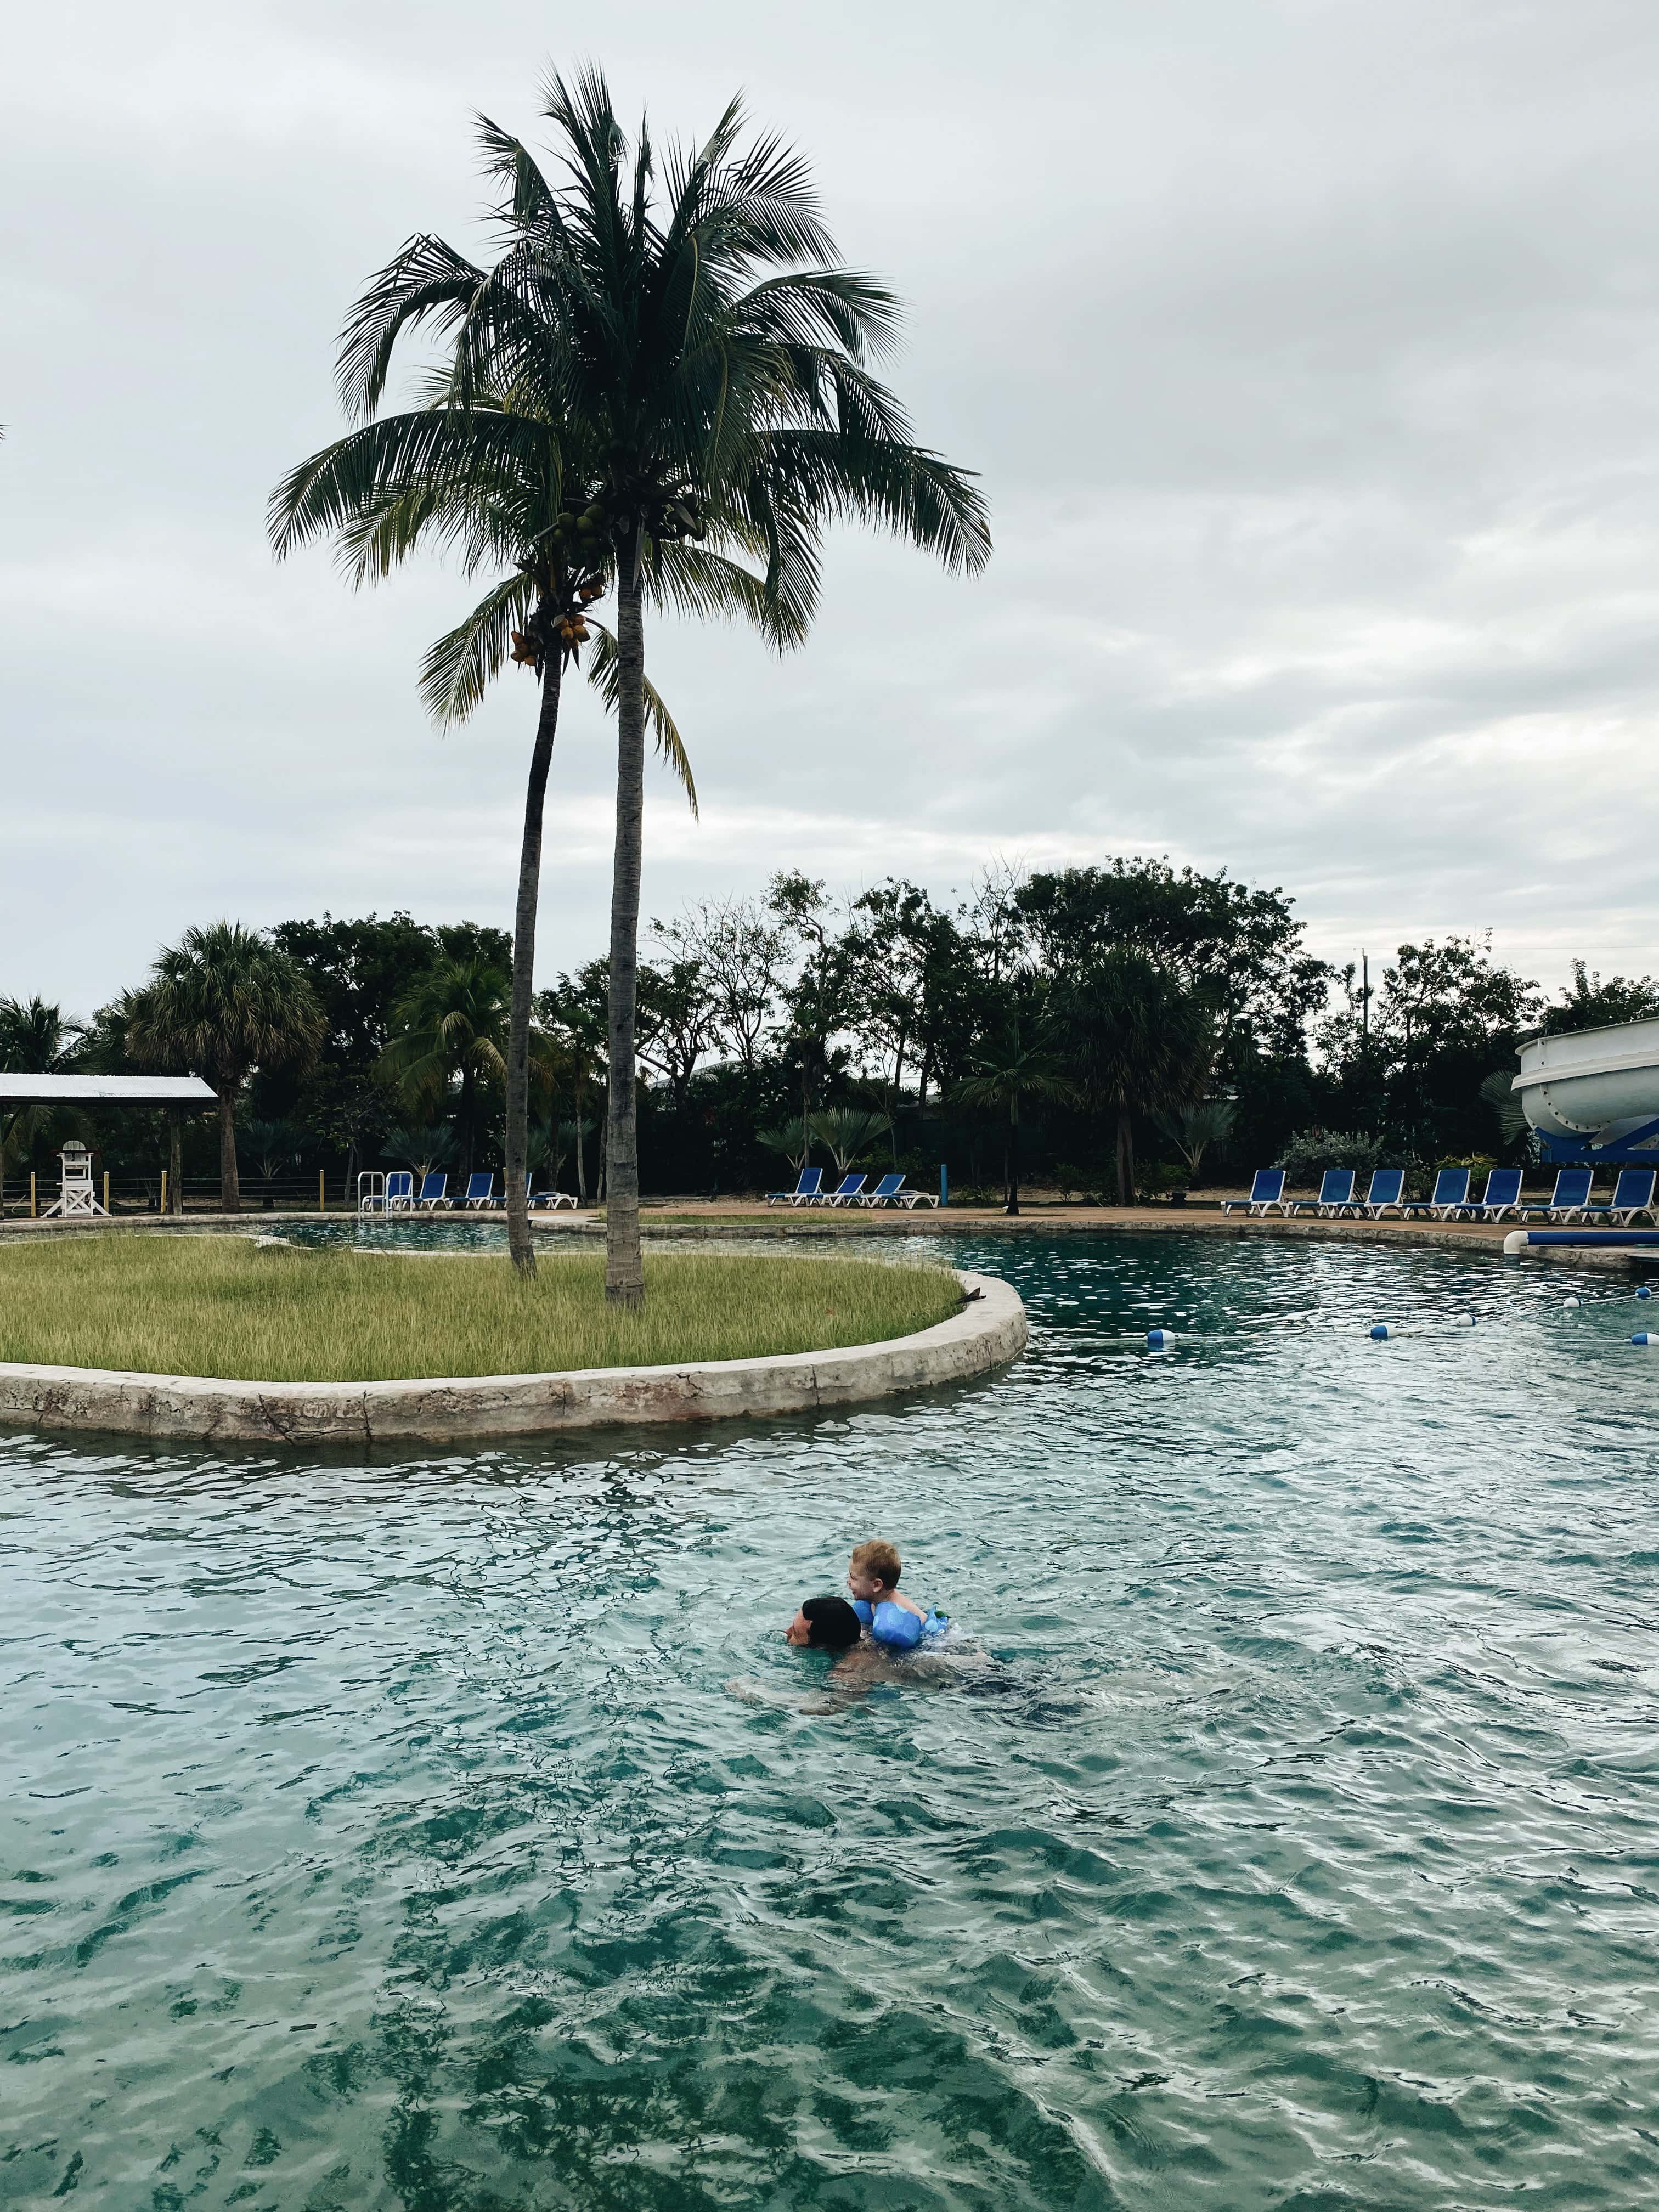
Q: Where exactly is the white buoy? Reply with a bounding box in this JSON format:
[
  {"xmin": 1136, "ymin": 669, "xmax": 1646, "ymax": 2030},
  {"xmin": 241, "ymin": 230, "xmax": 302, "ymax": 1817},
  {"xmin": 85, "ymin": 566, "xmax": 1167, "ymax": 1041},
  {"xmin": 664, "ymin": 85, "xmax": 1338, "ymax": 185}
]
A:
[
  {"xmin": 1455, "ymin": 1312, "xmax": 1476, "ymax": 1327},
  {"xmin": 1564, "ymin": 1296, "xmax": 1582, "ymax": 1310}
]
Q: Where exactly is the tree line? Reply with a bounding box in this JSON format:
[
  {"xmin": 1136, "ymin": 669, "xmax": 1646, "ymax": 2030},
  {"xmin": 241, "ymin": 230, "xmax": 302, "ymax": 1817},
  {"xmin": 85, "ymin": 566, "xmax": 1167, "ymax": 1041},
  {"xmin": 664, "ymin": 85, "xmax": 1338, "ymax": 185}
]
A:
[{"xmin": 4, "ymin": 855, "xmax": 1652, "ymax": 1216}]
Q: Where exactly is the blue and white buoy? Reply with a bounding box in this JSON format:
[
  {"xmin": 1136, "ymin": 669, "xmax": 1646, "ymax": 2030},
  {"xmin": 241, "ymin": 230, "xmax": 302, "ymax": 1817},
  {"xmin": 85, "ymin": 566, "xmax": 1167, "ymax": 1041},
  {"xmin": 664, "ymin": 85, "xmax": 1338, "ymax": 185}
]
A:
[
  {"xmin": 1638, "ymin": 1285, "xmax": 1653, "ymax": 1301},
  {"xmin": 1146, "ymin": 1328, "xmax": 1176, "ymax": 1351},
  {"xmin": 1633, "ymin": 1332, "xmax": 1656, "ymax": 1347},
  {"xmin": 1370, "ymin": 1323, "xmax": 1395, "ymax": 1340}
]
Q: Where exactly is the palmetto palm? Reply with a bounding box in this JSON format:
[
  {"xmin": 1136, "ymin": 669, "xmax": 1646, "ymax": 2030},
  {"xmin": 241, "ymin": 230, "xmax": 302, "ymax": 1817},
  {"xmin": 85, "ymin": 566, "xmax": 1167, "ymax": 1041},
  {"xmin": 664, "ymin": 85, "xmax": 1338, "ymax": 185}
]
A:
[
  {"xmin": 283, "ymin": 68, "xmax": 991, "ymax": 1306},
  {"xmin": 125, "ymin": 924, "xmax": 324, "ymax": 1214},
  {"xmin": 955, "ymin": 1026, "xmax": 1078, "ymax": 1216}
]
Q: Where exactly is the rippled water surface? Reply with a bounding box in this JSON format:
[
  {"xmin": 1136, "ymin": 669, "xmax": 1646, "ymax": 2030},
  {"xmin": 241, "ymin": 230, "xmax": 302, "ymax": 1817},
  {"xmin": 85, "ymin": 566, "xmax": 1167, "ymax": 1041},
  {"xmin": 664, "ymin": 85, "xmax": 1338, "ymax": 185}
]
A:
[{"xmin": 5, "ymin": 1232, "xmax": 1659, "ymax": 2210}]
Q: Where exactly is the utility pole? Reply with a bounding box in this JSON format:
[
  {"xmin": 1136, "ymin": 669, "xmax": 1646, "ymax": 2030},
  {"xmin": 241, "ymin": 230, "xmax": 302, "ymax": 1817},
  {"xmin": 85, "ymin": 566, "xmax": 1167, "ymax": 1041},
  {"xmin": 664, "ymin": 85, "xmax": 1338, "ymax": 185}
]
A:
[{"xmin": 1361, "ymin": 951, "xmax": 1369, "ymax": 1046}]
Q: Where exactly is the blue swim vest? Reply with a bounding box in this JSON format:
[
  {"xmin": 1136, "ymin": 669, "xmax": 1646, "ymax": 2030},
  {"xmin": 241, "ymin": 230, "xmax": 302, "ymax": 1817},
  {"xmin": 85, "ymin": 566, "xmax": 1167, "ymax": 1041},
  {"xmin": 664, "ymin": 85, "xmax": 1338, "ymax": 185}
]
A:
[{"xmin": 853, "ymin": 1598, "xmax": 949, "ymax": 1650}]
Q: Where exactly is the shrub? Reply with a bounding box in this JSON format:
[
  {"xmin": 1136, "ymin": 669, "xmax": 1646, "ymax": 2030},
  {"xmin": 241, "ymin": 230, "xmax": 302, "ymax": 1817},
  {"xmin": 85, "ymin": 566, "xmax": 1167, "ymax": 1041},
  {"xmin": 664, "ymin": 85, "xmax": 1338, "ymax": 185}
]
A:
[{"xmin": 1273, "ymin": 1127, "xmax": 1387, "ymax": 1187}]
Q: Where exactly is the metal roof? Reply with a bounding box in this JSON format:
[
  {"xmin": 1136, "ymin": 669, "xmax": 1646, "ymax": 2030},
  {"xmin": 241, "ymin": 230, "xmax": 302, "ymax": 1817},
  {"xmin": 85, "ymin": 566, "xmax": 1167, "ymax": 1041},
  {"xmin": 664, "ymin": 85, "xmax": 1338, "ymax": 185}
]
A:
[{"xmin": 0, "ymin": 1075, "xmax": 216, "ymax": 1103}]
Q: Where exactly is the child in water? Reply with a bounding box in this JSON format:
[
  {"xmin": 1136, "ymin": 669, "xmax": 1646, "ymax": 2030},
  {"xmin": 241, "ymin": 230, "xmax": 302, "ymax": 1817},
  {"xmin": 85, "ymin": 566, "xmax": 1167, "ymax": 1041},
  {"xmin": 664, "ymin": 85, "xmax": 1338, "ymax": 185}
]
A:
[{"xmin": 846, "ymin": 1539, "xmax": 949, "ymax": 1650}]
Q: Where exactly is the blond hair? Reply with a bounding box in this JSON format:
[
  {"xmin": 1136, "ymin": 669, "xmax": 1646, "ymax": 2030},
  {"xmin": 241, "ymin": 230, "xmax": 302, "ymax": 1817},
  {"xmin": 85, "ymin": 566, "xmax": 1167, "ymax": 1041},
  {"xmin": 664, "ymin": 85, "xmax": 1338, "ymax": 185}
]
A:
[{"xmin": 850, "ymin": 1538, "xmax": 902, "ymax": 1588}]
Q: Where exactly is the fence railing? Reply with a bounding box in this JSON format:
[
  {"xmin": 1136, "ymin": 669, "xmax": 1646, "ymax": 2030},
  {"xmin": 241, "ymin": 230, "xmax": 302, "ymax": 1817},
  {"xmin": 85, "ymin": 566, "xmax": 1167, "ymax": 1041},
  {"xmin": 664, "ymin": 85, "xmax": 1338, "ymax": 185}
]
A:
[{"xmin": 0, "ymin": 1173, "xmax": 350, "ymax": 1219}]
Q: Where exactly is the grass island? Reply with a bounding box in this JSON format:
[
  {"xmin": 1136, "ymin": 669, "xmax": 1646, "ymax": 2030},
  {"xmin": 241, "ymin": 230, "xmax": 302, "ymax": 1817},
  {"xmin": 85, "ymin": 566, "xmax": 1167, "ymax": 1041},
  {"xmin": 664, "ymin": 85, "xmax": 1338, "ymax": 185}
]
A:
[{"xmin": 0, "ymin": 1235, "xmax": 966, "ymax": 1384}]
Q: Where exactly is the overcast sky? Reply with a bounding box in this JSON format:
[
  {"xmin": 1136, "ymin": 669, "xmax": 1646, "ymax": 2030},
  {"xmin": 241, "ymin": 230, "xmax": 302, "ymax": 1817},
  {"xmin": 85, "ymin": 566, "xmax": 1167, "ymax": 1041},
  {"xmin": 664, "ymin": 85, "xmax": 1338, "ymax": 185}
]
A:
[{"xmin": 5, "ymin": 0, "xmax": 1658, "ymax": 1017}]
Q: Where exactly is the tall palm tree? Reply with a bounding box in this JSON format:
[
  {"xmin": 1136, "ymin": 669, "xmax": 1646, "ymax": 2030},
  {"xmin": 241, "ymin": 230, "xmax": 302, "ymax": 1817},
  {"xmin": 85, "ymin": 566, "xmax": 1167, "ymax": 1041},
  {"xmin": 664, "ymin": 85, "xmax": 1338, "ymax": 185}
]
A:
[
  {"xmin": 271, "ymin": 382, "xmax": 694, "ymax": 1282},
  {"xmin": 126, "ymin": 925, "xmax": 324, "ymax": 1213},
  {"xmin": 303, "ymin": 69, "xmax": 991, "ymax": 1306},
  {"xmin": 955, "ymin": 1025, "xmax": 1078, "ymax": 1216},
  {"xmin": 380, "ymin": 954, "xmax": 510, "ymax": 1182}
]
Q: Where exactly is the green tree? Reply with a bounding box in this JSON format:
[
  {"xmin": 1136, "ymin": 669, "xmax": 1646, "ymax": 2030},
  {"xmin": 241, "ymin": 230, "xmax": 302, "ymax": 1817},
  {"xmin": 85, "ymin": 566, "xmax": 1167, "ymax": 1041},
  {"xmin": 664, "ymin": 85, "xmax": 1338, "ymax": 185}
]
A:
[
  {"xmin": 125, "ymin": 925, "xmax": 324, "ymax": 1213},
  {"xmin": 360, "ymin": 70, "xmax": 990, "ymax": 1306},
  {"xmin": 380, "ymin": 955, "xmax": 510, "ymax": 1183},
  {"xmin": 1057, "ymin": 952, "xmax": 1214, "ymax": 1205},
  {"xmin": 0, "ymin": 996, "xmax": 87, "ymax": 1217},
  {"xmin": 954, "ymin": 1020, "xmax": 1078, "ymax": 1216},
  {"xmin": 1543, "ymin": 961, "xmax": 1659, "ymax": 1037}
]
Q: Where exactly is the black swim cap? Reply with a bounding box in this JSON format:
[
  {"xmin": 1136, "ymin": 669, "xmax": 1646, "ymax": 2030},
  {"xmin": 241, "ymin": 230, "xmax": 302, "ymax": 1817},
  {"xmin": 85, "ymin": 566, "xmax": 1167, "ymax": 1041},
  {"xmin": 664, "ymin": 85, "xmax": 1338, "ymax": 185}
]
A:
[{"xmin": 800, "ymin": 1594, "xmax": 861, "ymax": 1651}]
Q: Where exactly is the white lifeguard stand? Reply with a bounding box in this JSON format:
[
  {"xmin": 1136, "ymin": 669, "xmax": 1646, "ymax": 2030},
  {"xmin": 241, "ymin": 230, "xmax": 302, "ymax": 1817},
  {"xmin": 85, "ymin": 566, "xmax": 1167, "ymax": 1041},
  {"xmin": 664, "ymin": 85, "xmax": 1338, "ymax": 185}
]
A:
[{"xmin": 43, "ymin": 1139, "xmax": 106, "ymax": 1217}]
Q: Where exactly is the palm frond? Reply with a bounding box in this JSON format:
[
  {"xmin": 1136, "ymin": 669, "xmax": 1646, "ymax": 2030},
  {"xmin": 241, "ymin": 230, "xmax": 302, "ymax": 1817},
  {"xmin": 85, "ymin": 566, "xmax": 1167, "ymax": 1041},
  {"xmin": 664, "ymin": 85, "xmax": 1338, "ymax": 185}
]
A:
[
  {"xmin": 420, "ymin": 574, "xmax": 536, "ymax": 725},
  {"xmin": 587, "ymin": 625, "xmax": 697, "ymax": 815}
]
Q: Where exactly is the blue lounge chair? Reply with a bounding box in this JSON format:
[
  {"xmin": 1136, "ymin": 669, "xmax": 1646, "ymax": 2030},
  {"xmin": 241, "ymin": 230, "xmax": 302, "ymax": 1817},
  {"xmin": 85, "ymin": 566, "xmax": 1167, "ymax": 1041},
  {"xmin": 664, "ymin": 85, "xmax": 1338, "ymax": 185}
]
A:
[
  {"xmin": 383, "ymin": 1170, "xmax": 415, "ymax": 1212},
  {"xmin": 1345, "ymin": 1168, "xmax": 1405, "ymax": 1218},
  {"xmin": 461, "ymin": 1171, "xmax": 495, "ymax": 1209},
  {"xmin": 1453, "ymin": 1167, "xmax": 1524, "ymax": 1221},
  {"xmin": 416, "ymin": 1171, "xmax": 449, "ymax": 1210},
  {"xmin": 1400, "ymin": 1167, "xmax": 1470, "ymax": 1218},
  {"xmin": 1515, "ymin": 1167, "xmax": 1594, "ymax": 1223},
  {"xmin": 820, "ymin": 1172, "xmax": 868, "ymax": 1207},
  {"xmin": 766, "ymin": 1168, "xmax": 823, "ymax": 1207},
  {"xmin": 1290, "ymin": 1169, "xmax": 1355, "ymax": 1216},
  {"xmin": 1222, "ymin": 1170, "xmax": 1288, "ymax": 1216},
  {"xmin": 1577, "ymin": 1166, "xmax": 1658, "ymax": 1225}
]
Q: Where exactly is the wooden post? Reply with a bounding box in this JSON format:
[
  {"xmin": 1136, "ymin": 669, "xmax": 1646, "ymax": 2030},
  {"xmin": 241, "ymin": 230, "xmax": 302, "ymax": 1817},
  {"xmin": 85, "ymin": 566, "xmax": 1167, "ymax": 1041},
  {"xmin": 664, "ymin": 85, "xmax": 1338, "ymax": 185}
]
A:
[
  {"xmin": 103, "ymin": 1171, "xmax": 110, "ymax": 1215},
  {"xmin": 319, "ymin": 1168, "xmax": 326, "ymax": 1213},
  {"xmin": 30, "ymin": 1172, "xmax": 37, "ymax": 1219},
  {"xmin": 160, "ymin": 1168, "xmax": 168, "ymax": 1214}
]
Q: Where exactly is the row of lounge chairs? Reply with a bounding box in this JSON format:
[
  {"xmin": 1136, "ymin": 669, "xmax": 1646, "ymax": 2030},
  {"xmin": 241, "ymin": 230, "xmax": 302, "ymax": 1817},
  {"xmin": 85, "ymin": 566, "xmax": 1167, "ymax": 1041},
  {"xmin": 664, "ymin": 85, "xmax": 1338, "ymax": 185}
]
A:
[
  {"xmin": 766, "ymin": 1167, "xmax": 940, "ymax": 1210},
  {"xmin": 364, "ymin": 1171, "xmax": 580, "ymax": 1214},
  {"xmin": 1223, "ymin": 1165, "xmax": 1658, "ymax": 1223}
]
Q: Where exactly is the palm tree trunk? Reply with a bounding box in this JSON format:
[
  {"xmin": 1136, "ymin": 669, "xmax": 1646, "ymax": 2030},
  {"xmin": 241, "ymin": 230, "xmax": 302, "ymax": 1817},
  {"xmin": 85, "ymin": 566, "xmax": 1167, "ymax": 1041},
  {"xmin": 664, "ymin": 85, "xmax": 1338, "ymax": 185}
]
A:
[
  {"xmin": 1115, "ymin": 1105, "xmax": 1135, "ymax": 1207},
  {"xmin": 504, "ymin": 648, "xmax": 566, "ymax": 1278},
  {"xmin": 218, "ymin": 1085, "xmax": 241, "ymax": 1212},
  {"xmin": 1005, "ymin": 1099, "xmax": 1021, "ymax": 1216},
  {"xmin": 605, "ymin": 525, "xmax": 646, "ymax": 1307},
  {"xmin": 460, "ymin": 1065, "xmax": 474, "ymax": 1184}
]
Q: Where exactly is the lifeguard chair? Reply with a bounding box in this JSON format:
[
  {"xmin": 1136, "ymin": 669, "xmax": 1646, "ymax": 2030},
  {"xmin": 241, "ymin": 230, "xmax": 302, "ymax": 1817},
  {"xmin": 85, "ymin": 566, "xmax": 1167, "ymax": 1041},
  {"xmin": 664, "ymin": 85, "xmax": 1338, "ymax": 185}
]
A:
[{"xmin": 44, "ymin": 1139, "xmax": 107, "ymax": 1217}]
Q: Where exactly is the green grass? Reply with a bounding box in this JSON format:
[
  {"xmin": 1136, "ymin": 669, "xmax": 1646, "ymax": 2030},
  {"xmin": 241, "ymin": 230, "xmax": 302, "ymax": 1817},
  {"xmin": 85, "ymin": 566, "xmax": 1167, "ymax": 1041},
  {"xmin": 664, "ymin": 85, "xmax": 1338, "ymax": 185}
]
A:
[{"xmin": 0, "ymin": 1235, "xmax": 963, "ymax": 1383}]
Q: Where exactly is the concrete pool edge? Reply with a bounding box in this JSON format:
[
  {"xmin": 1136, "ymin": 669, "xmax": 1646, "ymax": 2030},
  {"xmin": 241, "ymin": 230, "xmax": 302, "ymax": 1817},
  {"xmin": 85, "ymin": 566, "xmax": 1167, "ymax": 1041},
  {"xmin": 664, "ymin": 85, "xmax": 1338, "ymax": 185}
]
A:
[{"xmin": 0, "ymin": 1269, "xmax": 1027, "ymax": 1446}]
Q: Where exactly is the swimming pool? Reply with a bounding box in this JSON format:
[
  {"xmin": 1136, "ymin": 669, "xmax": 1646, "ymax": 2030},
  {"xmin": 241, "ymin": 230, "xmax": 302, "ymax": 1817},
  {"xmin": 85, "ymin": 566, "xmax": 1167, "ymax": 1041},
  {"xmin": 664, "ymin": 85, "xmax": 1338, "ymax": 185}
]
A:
[{"xmin": 4, "ymin": 1232, "xmax": 1656, "ymax": 2210}]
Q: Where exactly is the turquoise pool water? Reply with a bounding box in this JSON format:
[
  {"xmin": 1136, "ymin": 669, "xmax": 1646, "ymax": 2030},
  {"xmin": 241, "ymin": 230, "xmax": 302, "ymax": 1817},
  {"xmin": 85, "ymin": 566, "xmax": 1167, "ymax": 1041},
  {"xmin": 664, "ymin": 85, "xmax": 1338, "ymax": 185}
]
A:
[{"xmin": 4, "ymin": 1232, "xmax": 1657, "ymax": 2210}]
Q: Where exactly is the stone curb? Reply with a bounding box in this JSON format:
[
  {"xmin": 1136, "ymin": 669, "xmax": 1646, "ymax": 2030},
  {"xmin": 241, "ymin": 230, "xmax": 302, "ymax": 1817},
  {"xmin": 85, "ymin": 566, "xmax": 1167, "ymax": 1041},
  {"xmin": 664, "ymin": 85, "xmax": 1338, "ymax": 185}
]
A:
[{"xmin": 0, "ymin": 1269, "xmax": 1026, "ymax": 1447}]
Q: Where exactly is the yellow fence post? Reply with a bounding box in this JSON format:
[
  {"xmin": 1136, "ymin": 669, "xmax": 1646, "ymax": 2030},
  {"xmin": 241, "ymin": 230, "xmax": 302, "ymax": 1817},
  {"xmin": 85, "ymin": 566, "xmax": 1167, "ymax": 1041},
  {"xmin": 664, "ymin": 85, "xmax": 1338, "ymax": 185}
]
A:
[
  {"xmin": 319, "ymin": 1168, "xmax": 326, "ymax": 1213},
  {"xmin": 30, "ymin": 1173, "xmax": 37, "ymax": 1219},
  {"xmin": 103, "ymin": 1171, "xmax": 110, "ymax": 1215},
  {"xmin": 160, "ymin": 1168, "xmax": 168, "ymax": 1215}
]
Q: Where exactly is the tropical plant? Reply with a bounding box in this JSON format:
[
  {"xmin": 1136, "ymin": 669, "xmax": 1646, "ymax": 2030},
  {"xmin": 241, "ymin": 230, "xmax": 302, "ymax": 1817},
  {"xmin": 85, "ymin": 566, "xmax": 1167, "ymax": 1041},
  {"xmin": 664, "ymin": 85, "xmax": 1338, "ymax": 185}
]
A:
[
  {"xmin": 1057, "ymin": 951, "xmax": 1214, "ymax": 1205},
  {"xmin": 954, "ymin": 1027, "xmax": 1077, "ymax": 1216},
  {"xmin": 756, "ymin": 1118, "xmax": 812, "ymax": 1177},
  {"xmin": 298, "ymin": 70, "xmax": 991, "ymax": 1306},
  {"xmin": 1150, "ymin": 1096, "xmax": 1237, "ymax": 1188},
  {"xmin": 239, "ymin": 1118, "xmax": 302, "ymax": 1206},
  {"xmin": 807, "ymin": 1106, "xmax": 893, "ymax": 1177},
  {"xmin": 125, "ymin": 925, "xmax": 324, "ymax": 1212},
  {"xmin": 1478, "ymin": 1070, "xmax": 1530, "ymax": 1147},
  {"xmin": 382, "ymin": 1123, "xmax": 458, "ymax": 1190},
  {"xmin": 0, "ymin": 996, "xmax": 87, "ymax": 1217},
  {"xmin": 380, "ymin": 956, "xmax": 509, "ymax": 1182}
]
